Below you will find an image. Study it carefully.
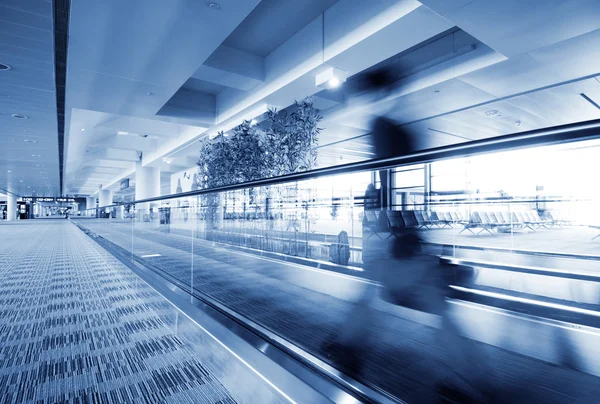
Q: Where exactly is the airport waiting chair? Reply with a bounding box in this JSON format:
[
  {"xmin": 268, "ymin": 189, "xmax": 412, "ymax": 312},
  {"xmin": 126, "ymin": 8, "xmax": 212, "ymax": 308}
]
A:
[
  {"xmin": 437, "ymin": 212, "xmax": 453, "ymax": 228},
  {"xmin": 413, "ymin": 211, "xmax": 430, "ymax": 229},
  {"xmin": 531, "ymin": 211, "xmax": 552, "ymax": 229},
  {"xmin": 400, "ymin": 210, "xmax": 419, "ymax": 228},
  {"xmin": 459, "ymin": 212, "xmax": 480, "ymax": 235},
  {"xmin": 487, "ymin": 211, "xmax": 500, "ymax": 225},
  {"xmin": 386, "ymin": 210, "xmax": 405, "ymax": 238},
  {"xmin": 428, "ymin": 211, "xmax": 443, "ymax": 228},
  {"xmin": 363, "ymin": 210, "xmax": 382, "ymax": 240},
  {"xmin": 590, "ymin": 226, "xmax": 600, "ymax": 240},
  {"xmin": 477, "ymin": 212, "xmax": 498, "ymax": 235},
  {"xmin": 492, "ymin": 211, "xmax": 518, "ymax": 232},
  {"xmin": 514, "ymin": 212, "xmax": 528, "ymax": 227},
  {"xmin": 521, "ymin": 211, "xmax": 548, "ymax": 231},
  {"xmin": 519, "ymin": 211, "xmax": 540, "ymax": 231},
  {"xmin": 450, "ymin": 212, "xmax": 465, "ymax": 225},
  {"xmin": 542, "ymin": 211, "xmax": 561, "ymax": 227}
]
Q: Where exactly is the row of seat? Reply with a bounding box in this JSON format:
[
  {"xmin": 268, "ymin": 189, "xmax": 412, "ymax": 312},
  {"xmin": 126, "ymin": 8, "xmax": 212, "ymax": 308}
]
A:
[
  {"xmin": 363, "ymin": 209, "xmax": 568, "ymax": 237},
  {"xmin": 460, "ymin": 211, "xmax": 552, "ymax": 235}
]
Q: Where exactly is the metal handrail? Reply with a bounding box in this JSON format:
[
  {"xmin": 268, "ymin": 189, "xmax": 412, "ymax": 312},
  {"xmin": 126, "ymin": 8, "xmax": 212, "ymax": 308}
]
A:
[{"xmin": 93, "ymin": 118, "xmax": 600, "ymax": 209}]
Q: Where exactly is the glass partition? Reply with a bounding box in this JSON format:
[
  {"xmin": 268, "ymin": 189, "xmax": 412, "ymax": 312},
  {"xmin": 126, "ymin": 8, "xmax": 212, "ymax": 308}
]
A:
[{"xmin": 70, "ymin": 135, "xmax": 600, "ymax": 401}]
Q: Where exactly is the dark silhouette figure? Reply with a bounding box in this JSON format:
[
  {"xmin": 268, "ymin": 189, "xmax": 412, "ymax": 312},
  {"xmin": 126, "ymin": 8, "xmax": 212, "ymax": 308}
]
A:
[{"xmin": 319, "ymin": 68, "xmax": 499, "ymax": 402}]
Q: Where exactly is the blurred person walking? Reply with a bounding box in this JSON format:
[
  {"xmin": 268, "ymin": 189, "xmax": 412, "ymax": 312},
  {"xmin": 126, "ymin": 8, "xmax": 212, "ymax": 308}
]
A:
[{"xmin": 319, "ymin": 69, "xmax": 497, "ymax": 402}]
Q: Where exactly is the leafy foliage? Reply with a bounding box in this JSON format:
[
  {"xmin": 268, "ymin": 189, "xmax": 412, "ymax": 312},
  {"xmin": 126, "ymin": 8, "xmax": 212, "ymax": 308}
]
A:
[
  {"xmin": 264, "ymin": 99, "xmax": 321, "ymax": 177},
  {"xmin": 196, "ymin": 98, "xmax": 322, "ymax": 189},
  {"xmin": 197, "ymin": 120, "xmax": 266, "ymax": 189}
]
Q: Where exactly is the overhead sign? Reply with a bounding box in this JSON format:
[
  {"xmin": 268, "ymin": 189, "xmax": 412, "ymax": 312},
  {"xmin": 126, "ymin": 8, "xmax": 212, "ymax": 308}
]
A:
[
  {"xmin": 22, "ymin": 197, "xmax": 78, "ymax": 203},
  {"xmin": 120, "ymin": 179, "xmax": 130, "ymax": 190}
]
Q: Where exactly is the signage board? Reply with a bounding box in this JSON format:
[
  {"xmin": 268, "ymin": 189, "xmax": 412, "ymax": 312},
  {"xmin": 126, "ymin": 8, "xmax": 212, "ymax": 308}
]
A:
[
  {"xmin": 120, "ymin": 179, "xmax": 130, "ymax": 190},
  {"xmin": 21, "ymin": 197, "xmax": 79, "ymax": 203}
]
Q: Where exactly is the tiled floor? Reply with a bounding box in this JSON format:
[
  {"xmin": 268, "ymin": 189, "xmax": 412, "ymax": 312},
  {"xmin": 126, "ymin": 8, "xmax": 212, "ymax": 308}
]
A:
[
  {"xmin": 74, "ymin": 218, "xmax": 600, "ymax": 403},
  {"xmin": 0, "ymin": 220, "xmax": 284, "ymax": 404}
]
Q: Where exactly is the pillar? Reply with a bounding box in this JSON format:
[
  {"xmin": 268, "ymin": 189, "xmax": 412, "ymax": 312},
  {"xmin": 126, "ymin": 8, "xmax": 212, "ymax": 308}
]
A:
[
  {"xmin": 99, "ymin": 188, "xmax": 113, "ymax": 218},
  {"xmin": 116, "ymin": 205, "xmax": 125, "ymax": 220},
  {"xmin": 424, "ymin": 163, "xmax": 432, "ymax": 212},
  {"xmin": 86, "ymin": 196, "xmax": 96, "ymax": 216},
  {"xmin": 7, "ymin": 192, "xmax": 17, "ymax": 221},
  {"xmin": 135, "ymin": 163, "xmax": 160, "ymax": 222}
]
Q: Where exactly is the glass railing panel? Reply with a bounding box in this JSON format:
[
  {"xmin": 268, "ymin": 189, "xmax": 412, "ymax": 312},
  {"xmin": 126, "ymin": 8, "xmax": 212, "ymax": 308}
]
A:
[
  {"xmin": 129, "ymin": 198, "xmax": 195, "ymax": 293},
  {"xmin": 62, "ymin": 131, "xmax": 600, "ymax": 402}
]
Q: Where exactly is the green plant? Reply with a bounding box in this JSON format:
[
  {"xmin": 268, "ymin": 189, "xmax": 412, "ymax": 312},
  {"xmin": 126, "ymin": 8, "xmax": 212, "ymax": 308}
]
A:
[
  {"xmin": 197, "ymin": 120, "xmax": 266, "ymax": 189},
  {"xmin": 264, "ymin": 98, "xmax": 322, "ymax": 177},
  {"xmin": 195, "ymin": 99, "xmax": 322, "ymax": 235}
]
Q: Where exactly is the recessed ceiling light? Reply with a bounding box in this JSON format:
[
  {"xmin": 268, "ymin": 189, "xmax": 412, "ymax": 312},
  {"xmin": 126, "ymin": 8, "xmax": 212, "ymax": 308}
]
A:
[
  {"xmin": 24, "ymin": 139, "xmax": 36, "ymax": 143},
  {"xmin": 485, "ymin": 110, "xmax": 501, "ymax": 117},
  {"xmin": 146, "ymin": 92, "xmax": 153, "ymax": 96},
  {"xmin": 19, "ymin": 180, "xmax": 23, "ymax": 183},
  {"xmin": 0, "ymin": 63, "xmax": 11, "ymax": 71},
  {"xmin": 11, "ymin": 113, "xmax": 28, "ymax": 119},
  {"xmin": 208, "ymin": 2, "xmax": 220, "ymax": 9},
  {"xmin": 31, "ymin": 154, "xmax": 41, "ymax": 157},
  {"xmin": 328, "ymin": 77, "xmax": 340, "ymax": 88},
  {"xmin": 117, "ymin": 131, "xmax": 129, "ymax": 135},
  {"xmin": 7, "ymin": 170, "xmax": 11, "ymax": 173},
  {"xmin": 80, "ymin": 128, "xmax": 85, "ymax": 132}
]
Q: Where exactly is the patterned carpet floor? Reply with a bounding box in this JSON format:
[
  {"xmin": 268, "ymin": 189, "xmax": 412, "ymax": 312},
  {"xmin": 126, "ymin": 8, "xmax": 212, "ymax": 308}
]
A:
[
  {"xmin": 73, "ymin": 219, "xmax": 600, "ymax": 403},
  {"xmin": 0, "ymin": 220, "xmax": 284, "ymax": 404}
]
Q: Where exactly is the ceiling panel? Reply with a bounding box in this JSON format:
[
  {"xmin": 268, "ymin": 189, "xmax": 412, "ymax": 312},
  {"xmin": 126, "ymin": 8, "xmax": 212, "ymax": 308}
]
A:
[
  {"xmin": 68, "ymin": 0, "xmax": 259, "ymax": 86},
  {"xmin": 223, "ymin": 0, "xmax": 339, "ymax": 58},
  {"xmin": 457, "ymin": 54, "xmax": 563, "ymax": 98},
  {"xmin": 445, "ymin": 0, "xmax": 600, "ymax": 57},
  {"xmin": 384, "ymin": 78, "xmax": 495, "ymax": 123},
  {"xmin": 529, "ymin": 28, "xmax": 600, "ymax": 82},
  {"xmin": 0, "ymin": 31, "xmax": 52, "ymax": 54},
  {"xmin": 0, "ymin": 19, "xmax": 53, "ymax": 43},
  {"xmin": 182, "ymin": 78, "xmax": 227, "ymax": 95},
  {"xmin": 0, "ymin": 0, "xmax": 58, "ymax": 197},
  {"xmin": 0, "ymin": 4, "xmax": 53, "ymax": 32},
  {"xmin": 418, "ymin": 0, "xmax": 475, "ymax": 17}
]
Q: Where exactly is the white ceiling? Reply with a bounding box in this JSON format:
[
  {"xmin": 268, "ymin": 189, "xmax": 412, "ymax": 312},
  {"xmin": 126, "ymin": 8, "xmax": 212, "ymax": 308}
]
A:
[
  {"xmin": 2, "ymin": 0, "xmax": 600, "ymax": 199},
  {"xmin": 0, "ymin": 0, "xmax": 59, "ymax": 197}
]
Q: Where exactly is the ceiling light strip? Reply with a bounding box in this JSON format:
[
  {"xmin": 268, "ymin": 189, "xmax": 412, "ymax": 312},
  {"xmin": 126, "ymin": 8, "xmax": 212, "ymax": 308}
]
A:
[{"xmin": 52, "ymin": 0, "xmax": 71, "ymax": 196}]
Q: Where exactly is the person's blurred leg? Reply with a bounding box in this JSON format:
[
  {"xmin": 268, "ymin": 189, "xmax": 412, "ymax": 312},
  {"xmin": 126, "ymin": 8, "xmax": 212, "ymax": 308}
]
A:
[{"xmin": 437, "ymin": 304, "xmax": 498, "ymax": 402}]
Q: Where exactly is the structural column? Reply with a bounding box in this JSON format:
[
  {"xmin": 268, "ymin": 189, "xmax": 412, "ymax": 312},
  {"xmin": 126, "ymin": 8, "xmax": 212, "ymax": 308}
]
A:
[
  {"xmin": 116, "ymin": 205, "xmax": 125, "ymax": 220},
  {"xmin": 424, "ymin": 163, "xmax": 432, "ymax": 212},
  {"xmin": 99, "ymin": 188, "xmax": 113, "ymax": 218},
  {"xmin": 135, "ymin": 163, "xmax": 160, "ymax": 222},
  {"xmin": 7, "ymin": 191, "xmax": 17, "ymax": 221},
  {"xmin": 86, "ymin": 196, "xmax": 96, "ymax": 216}
]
